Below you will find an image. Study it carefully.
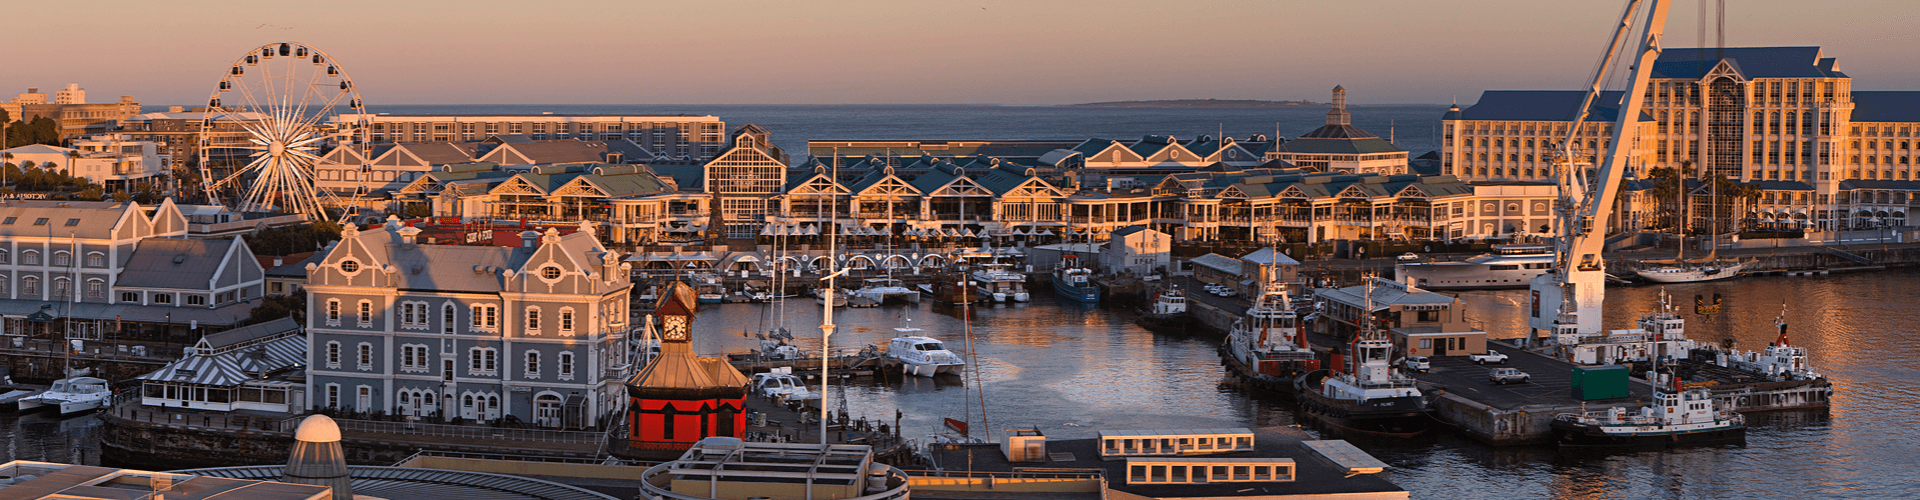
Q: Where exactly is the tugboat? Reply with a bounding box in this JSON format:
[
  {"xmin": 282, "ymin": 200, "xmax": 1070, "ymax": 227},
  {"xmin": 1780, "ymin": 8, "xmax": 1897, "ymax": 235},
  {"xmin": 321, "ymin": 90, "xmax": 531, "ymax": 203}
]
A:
[
  {"xmin": 971, "ymin": 262, "xmax": 1029, "ymax": 302},
  {"xmin": 1551, "ymin": 369, "xmax": 1746, "ymax": 447},
  {"xmin": 1051, "ymin": 255, "xmax": 1102, "ymax": 303},
  {"xmin": 1135, "ymin": 285, "xmax": 1193, "ymax": 333},
  {"xmin": 1295, "ymin": 279, "xmax": 1428, "ymax": 435},
  {"xmin": 1221, "ymin": 280, "xmax": 1317, "ymax": 393}
]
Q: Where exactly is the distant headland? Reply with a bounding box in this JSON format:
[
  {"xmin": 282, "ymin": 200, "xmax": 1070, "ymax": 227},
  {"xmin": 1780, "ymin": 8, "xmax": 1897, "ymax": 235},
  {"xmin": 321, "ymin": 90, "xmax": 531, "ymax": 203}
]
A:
[{"xmin": 1064, "ymin": 98, "xmax": 1327, "ymax": 107}]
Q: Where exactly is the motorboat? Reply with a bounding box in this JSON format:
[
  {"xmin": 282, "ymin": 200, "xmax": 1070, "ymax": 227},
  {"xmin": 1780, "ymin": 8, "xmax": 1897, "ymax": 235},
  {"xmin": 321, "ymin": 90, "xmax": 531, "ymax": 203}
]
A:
[
  {"xmin": 884, "ymin": 335, "xmax": 965, "ymax": 377},
  {"xmin": 970, "ymin": 263, "xmax": 1029, "ymax": 302},
  {"xmin": 1052, "ymin": 261, "xmax": 1101, "ymax": 303},
  {"xmin": 849, "ymin": 277, "xmax": 920, "ymax": 305},
  {"xmin": 18, "ymin": 376, "xmax": 111, "ymax": 416},
  {"xmin": 1135, "ymin": 286, "xmax": 1192, "ymax": 333},
  {"xmin": 1394, "ymin": 244, "xmax": 1555, "ymax": 289},
  {"xmin": 1633, "ymin": 260, "xmax": 1750, "ymax": 283},
  {"xmin": 1551, "ymin": 375, "xmax": 1745, "ymax": 447},
  {"xmin": 813, "ymin": 288, "xmax": 848, "ymax": 307}
]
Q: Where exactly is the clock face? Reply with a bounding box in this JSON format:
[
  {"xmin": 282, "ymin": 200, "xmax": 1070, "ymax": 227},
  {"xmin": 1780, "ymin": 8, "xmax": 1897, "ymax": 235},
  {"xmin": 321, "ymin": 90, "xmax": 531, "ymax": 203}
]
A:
[{"xmin": 662, "ymin": 315, "xmax": 689, "ymax": 341}]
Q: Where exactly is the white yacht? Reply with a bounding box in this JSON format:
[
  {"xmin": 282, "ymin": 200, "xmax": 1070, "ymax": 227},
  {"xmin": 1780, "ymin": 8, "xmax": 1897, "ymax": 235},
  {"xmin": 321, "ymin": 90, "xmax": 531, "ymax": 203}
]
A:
[
  {"xmin": 849, "ymin": 277, "xmax": 920, "ymax": 305},
  {"xmin": 970, "ymin": 263, "xmax": 1029, "ymax": 302},
  {"xmin": 1394, "ymin": 244, "xmax": 1555, "ymax": 289},
  {"xmin": 884, "ymin": 335, "xmax": 965, "ymax": 377},
  {"xmin": 18, "ymin": 376, "xmax": 111, "ymax": 416}
]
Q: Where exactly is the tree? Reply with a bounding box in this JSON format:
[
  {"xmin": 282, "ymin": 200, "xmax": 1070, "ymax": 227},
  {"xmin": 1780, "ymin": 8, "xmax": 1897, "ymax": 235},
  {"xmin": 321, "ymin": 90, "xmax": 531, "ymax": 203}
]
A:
[{"xmin": 242, "ymin": 290, "xmax": 306, "ymax": 327}]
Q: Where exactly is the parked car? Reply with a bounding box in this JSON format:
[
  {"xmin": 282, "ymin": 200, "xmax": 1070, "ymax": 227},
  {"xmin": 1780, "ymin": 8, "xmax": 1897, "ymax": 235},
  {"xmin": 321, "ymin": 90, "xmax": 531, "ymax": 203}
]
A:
[
  {"xmin": 1397, "ymin": 252, "xmax": 1421, "ymax": 261},
  {"xmin": 1488, "ymin": 367, "xmax": 1531, "ymax": 385},
  {"xmin": 1399, "ymin": 356, "xmax": 1431, "ymax": 373},
  {"xmin": 1470, "ymin": 349, "xmax": 1510, "ymax": 364}
]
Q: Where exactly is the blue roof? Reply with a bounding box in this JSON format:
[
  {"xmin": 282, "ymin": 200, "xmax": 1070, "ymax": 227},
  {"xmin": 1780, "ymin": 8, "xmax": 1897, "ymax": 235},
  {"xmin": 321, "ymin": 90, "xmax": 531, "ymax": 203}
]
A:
[
  {"xmin": 1838, "ymin": 179, "xmax": 1920, "ymax": 191},
  {"xmin": 1850, "ymin": 92, "xmax": 1920, "ymax": 122},
  {"xmin": 1650, "ymin": 47, "xmax": 1843, "ymax": 79},
  {"xmin": 1745, "ymin": 180, "xmax": 1814, "ymax": 191},
  {"xmin": 1456, "ymin": 90, "xmax": 1651, "ymax": 122}
]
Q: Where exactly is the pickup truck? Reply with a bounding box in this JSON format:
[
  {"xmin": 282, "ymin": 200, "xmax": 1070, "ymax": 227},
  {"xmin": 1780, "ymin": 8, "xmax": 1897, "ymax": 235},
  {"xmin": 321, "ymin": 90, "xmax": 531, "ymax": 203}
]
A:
[
  {"xmin": 1470, "ymin": 349, "xmax": 1510, "ymax": 364},
  {"xmin": 1488, "ymin": 367, "xmax": 1530, "ymax": 385}
]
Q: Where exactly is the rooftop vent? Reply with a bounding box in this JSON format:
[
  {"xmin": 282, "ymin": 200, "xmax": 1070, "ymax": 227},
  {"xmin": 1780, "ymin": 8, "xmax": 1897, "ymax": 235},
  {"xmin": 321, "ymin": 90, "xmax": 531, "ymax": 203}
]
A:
[{"xmin": 172, "ymin": 255, "xmax": 187, "ymax": 264}]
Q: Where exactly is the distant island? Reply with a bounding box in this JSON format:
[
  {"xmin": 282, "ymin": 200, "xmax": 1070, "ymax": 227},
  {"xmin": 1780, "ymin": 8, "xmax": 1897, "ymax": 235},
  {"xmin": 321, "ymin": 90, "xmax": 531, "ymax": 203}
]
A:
[{"xmin": 1065, "ymin": 98, "xmax": 1326, "ymax": 108}]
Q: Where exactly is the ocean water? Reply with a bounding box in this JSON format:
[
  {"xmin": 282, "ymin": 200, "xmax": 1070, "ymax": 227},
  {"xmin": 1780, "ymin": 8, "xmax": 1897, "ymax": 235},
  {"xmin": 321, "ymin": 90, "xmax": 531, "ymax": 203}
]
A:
[{"xmin": 338, "ymin": 103, "xmax": 1453, "ymax": 159}]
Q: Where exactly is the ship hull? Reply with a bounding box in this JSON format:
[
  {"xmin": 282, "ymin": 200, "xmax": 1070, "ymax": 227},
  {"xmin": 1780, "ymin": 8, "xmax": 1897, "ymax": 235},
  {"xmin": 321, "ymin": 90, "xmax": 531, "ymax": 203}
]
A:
[
  {"xmin": 1052, "ymin": 280, "xmax": 1102, "ymax": 303},
  {"xmin": 1136, "ymin": 312, "xmax": 1193, "ymax": 334},
  {"xmin": 1550, "ymin": 419, "xmax": 1745, "ymax": 447},
  {"xmin": 1633, "ymin": 262, "xmax": 1749, "ymax": 283},
  {"xmin": 1218, "ymin": 345, "xmax": 1315, "ymax": 396},
  {"xmin": 1295, "ymin": 373, "xmax": 1430, "ymax": 436},
  {"xmin": 1395, "ymin": 262, "xmax": 1549, "ymax": 290}
]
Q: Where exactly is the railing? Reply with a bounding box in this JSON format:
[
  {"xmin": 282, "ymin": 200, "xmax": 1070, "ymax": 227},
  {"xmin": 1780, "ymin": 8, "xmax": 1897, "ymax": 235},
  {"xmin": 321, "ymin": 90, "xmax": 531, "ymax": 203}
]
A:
[
  {"xmin": 393, "ymin": 449, "xmax": 625, "ymax": 467},
  {"xmin": 323, "ymin": 417, "xmax": 607, "ymax": 445},
  {"xmin": 106, "ymin": 399, "xmax": 296, "ymax": 434}
]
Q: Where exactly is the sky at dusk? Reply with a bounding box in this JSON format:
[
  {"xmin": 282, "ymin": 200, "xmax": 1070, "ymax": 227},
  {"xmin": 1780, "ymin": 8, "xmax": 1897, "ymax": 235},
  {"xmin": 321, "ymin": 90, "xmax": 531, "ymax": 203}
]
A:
[{"xmin": 6, "ymin": 0, "xmax": 1918, "ymax": 106}]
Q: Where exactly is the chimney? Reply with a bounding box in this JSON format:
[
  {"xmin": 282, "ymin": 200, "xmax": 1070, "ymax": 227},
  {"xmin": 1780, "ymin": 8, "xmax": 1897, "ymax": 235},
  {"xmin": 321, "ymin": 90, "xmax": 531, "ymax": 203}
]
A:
[
  {"xmin": 398, "ymin": 226, "xmax": 422, "ymax": 245},
  {"xmin": 273, "ymin": 256, "xmax": 284, "ymax": 268},
  {"xmin": 519, "ymin": 230, "xmax": 540, "ymax": 248}
]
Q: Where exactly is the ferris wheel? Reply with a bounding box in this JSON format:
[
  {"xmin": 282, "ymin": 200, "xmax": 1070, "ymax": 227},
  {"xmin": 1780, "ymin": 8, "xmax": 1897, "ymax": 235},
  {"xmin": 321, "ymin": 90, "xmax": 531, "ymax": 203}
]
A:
[{"xmin": 198, "ymin": 41, "xmax": 368, "ymax": 223}]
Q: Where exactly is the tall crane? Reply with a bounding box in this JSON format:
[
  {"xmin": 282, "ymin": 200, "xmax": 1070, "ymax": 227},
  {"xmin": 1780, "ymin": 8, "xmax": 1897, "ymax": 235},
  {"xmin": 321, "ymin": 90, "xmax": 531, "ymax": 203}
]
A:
[{"xmin": 1528, "ymin": 0, "xmax": 1671, "ymax": 340}]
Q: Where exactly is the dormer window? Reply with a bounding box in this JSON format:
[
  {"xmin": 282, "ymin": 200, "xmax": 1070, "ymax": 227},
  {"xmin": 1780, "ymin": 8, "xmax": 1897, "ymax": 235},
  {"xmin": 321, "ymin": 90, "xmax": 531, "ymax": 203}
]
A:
[{"xmin": 341, "ymin": 260, "xmax": 360, "ymax": 273}]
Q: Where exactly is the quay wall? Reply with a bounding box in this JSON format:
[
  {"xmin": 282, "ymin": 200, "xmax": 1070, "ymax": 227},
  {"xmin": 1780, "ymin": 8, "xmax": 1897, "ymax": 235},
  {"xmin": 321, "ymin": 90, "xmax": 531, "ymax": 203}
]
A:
[
  {"xmin": 1429, "ymin": 392, "xmax": 1638, "ymax": 446},
  {"xmin": 1188, "ymin": 300, "xmax": 1241, "ymax": 335}
]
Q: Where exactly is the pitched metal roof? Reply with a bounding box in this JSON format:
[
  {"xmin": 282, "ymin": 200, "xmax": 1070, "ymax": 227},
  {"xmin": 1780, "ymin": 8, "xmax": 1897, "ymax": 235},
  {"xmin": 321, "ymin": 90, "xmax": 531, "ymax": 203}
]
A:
[
  {"xmin": 1745, "ymin": 180, "xmax": 1815, "ymax": 191},
  {"xmin": 117, "ymin": 238, "xmax": 240, "ymax": 289},
  {"xmin": 1650, "ymin": 47, "xmax": 1843, "ymax": 79},
  {"xmin": 1837, "ymin": 179, "xmax": 1920, "ymax": 190},
  {"xmin": 1273, "ymin": 136, "xmax": 1405, "ymax": 154},
  {"xmin": 0, "ymin": 200, "xmax": 142, "ymax": 239},
  {"xmin": 1850, "ymin": 91, "xmax": 1920, "ymax": 122},
  {"xmin": 1456, "ymin": 90, "xmax": 1652, "ymax": 122},
  {"xmin": 1189, "ymin": 253, "xmax": 1242, "ymax": 275},
  {"xmin": 141, "ymin": 318, "xmax": 304, "ymax": 387}
]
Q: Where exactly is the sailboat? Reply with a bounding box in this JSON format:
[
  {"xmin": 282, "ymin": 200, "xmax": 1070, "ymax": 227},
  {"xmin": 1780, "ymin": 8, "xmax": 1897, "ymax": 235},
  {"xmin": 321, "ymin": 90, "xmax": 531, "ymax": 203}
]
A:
[{"xmin": 1636, "ymin": 166, "xmax": 1751, "ymax": 283}]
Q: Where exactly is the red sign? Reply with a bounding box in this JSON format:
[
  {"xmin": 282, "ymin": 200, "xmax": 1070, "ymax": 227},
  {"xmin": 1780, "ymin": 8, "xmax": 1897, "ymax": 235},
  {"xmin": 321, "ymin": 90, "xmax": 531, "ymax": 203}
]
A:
[{"xmin": 944, "ymin": 418, "xmax": 969, "ymax": 436}]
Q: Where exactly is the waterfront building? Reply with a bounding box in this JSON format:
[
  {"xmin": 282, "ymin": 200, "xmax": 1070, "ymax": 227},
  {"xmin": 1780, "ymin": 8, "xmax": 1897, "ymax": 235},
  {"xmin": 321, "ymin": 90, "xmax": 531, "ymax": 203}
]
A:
[
  {"xmin": 1270, "ymin": 86, "xmax": 1411, "ymax": 175},
  {"xmin": 302, "ymin": 219, "xmax": 635, "ymax": 429},
  {"xmin": 2, "ymin": 84, "xmax": 142, "ymax": 140},
  {"xmin": 328, "ymin": 113, "xmax": 726, "ymax": 161},
  {"xmin": 1444, "ymin": 46, "xmax": 1920, "ymax": 231},
  {"xmin": 623, "ymin": 282, "xmax": 748, "ymax": 453},
  {"xmin": 1315, "ymin": 277, "xmax": 1485, "ymax": 356},
  {"xmin": 1191, "ymin": 248, "xmax": 1300, "ymax": 297},
  {"xmin": 1100, "ymin": 225, "xmax": 1170, "ymax": 276},
  {"xmin": 704, "ymin": 125, "xmax": 791, "ymax": 239},
  {"xmin": 116, "ymin": 107, "xmax": 266, "ymax": 169},
  {"xmin": 1, "ymin": 135, "xmax": 168, "ymax": 190},
  {"xmin": 0, "ymin": 200, "xmax": 272, "ymax": 347},
  {"xmin": 137, "ymin": 317, "xmax": 305, "ymax": 413},
  {"xmin": 400, "ymin": 161, "xmax": 687, "ymax": 246}
]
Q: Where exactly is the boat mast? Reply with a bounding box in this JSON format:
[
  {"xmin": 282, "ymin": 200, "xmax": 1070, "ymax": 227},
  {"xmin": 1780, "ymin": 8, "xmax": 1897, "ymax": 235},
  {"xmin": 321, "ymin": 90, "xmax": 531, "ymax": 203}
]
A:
[
  {"xmin": 818, "ymin": 153, "xmax": 844, "ymax": 445},
  {"xmin": 1529, "ymin": 0, "xmax": 1671, "ymax": 337}
]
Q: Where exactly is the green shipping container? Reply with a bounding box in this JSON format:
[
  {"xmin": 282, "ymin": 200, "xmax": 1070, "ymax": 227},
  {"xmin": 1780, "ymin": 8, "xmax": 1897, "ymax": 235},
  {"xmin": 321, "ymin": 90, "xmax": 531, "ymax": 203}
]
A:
[{"xmin": 1571, "ymin": 364, "xmax": 1630, "ymax": 401}]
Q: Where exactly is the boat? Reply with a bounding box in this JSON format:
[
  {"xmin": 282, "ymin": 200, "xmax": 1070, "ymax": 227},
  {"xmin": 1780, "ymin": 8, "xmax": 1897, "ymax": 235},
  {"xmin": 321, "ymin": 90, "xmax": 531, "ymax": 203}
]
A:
[
  {"xmin": 696, "ymin": 282, "xmax": 725, "ymax": 304},
  {"xmin": 1633, "ymin": 169, "xmax": 1752, "ymax": 283},
  {"xmin": 813, "ymin": 288, "xmax": 848, "ymax": 307},
  {"xmin": 883, "ymin": 335, "xmax": 965, "ymax": 377},
  {"xmin": 1551, "ymin": 372, "xmax": 1745, "ymax": 447},
  {"xmin": 1222, "ymin": 283, "xmax": 1319, "ymax": 395},
  {"xmin": 1051, "ymin": 256, "xmax": 1102, "ymax": 303},
  {"xmin": 1135, "ymin": 286, "xmax": 1193, "ymax": 333},
  {"xmin": 970, "ymin": 262, "xmax": 1029, "ymax": 302},
  {"xmin": 0, "ymin": 388, "xmax": 40, "ymax": 410},
  {"xmin": 1295, "ymin": 280, "xmax": 1428, "ymax": 435},
  {"xmin": 849, "ymin": 277, "xmax": 920, "ymax": 305},
  {"xmin": 923, "ymin": 276, "xmax": 983, "ymax": 305},
  {"xmin": 1393, "ymin": 244, "xmax": 1555, "ymax": 289},
  {"xmin": 750, "ymin": 372, "xmax": 817, "ymax": 401},
  {"xmin": 17, "ymin": 376, "xmax": 111, "ymax": 416}
]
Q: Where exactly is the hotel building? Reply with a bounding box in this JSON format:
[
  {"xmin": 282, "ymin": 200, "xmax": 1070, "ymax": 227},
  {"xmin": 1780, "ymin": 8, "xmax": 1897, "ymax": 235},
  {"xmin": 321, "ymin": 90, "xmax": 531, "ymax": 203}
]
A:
[
  {"xmin": 328, "ymin": 114, "xmax": 726, "ymax": 162},
  {"xmin": 1443, "ymin": 46, "xmax": 1920, "ymax": 230}
]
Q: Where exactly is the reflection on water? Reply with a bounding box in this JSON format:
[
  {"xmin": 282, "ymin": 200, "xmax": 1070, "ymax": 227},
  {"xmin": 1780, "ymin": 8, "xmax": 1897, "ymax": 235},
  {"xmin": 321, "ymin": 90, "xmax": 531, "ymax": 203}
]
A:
[
  {"xmin": 0, "ymin": 412, "xmax": 102, "ymax": 465},
  {"xmin": 698, "ymin": 270, "xmax": 1920, "ymax": 498}
]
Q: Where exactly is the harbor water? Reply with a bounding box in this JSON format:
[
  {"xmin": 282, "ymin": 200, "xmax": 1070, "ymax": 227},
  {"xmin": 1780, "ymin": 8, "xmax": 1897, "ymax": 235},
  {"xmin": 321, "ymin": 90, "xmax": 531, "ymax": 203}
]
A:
[{"xmin": 686, "ymin": 268, "xmax": 1919, "ymax": 499}]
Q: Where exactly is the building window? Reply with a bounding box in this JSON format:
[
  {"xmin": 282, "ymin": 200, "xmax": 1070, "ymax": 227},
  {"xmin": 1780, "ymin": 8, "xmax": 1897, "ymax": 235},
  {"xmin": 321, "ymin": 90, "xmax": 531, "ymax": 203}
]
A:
[
  {"xmin": 340, "ymin": 259, "xmax": 360, "ymax": 273},
  {"xmin": 525, "ymin": 307, "xmax": 541, "ymax": 334},
  {"xmin": 326, "ymin": 341, "xmax": 341, "ymax": 368},
  {"xmin": 326, "ymin": 299, "xmax": 341, "ymax": 325},
  {"xmin": 22, "ymin": 276, "xmax": 40, "ymax": 296},
  {"xmin": 186, "ymin": 294, "xmax": 206, "ymax": 305},
  {"xmin": 326, "ymin": 384, "xmax": 340, "ymax": 409},
  {"xmin": 154, "ymin": 293, "xmax": 172, "ymax": 304},
  {"xmin": 471, "ymin": 304, "xmax": 498, "ymax": 331},
  {"xmin": 22, "ymin": 251, "xmax": 39, "ymax": 266},
  {"xmin": 542, "ymin": 266, "xmax": 561, "ymax": 280},
  {"xmin": 559, "ymin": 308, "xmax": 574, "ymax": 333},
  {"xmin": 52, "ymin": 251, "xmax": 71, "ymax": 267},
  {"xmin": 469, "ymin": 347, "xmax": 498, "ymax": 375},
  {"xmin": 0, "ymin": 250, "xmax": 8, "ymax": 264},
  {"xmin": 400, "ymin": 301, "xmax": 430, "ymax": 329},
  {"xmin": 401, "ymin": 344, "xmax": 429, "ymax": 372},
  {"xmin": 357, "ymin": 342, "xmax": 373, "ymax": 370},
  {"xmin": 52, "ymin": 278, "xmax": 70, "ymax": 298},
  {"xmin": 524, "ymin": 351, "xmax": 540, "ymax": 379},
  {"xmin": 558, "ymin": 351, "xmax": 574, "ymax": 380},
  {"xmin": 443, "ymin": 303, "xmax": 456, "ymax": 334},
  {"xmin": 358, "ymin": 300, "xmax": 373, "ymax": 327}
]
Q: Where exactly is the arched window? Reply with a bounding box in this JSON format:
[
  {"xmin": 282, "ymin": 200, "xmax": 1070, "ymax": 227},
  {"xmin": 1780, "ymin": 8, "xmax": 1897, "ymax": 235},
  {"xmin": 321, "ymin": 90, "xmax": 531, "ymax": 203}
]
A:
[
  {"xmin": 0, "ymin": 249, "xmax": 10, "ymax": 264},
  {"xmin": 22, "ymin": 250, "xmax": 40, "ymax": 266},
  {"xmin": 86, "ymin": 279, "xmax": 103, "ymax": 298},
  {"xmin": 22, "ymin": 276, "xmax": 39, "ymax": 296},
  {"xmin": 85, "ymin": 252, "xmax": 104, "ymax": 268},
  {"xmin": 443, "ymin": 303, "xmax": 456, "ymax": 333},
  {"xmin": 52, "ymin": 251, "xmax": 70, "ymax": 267},
  {"xmin": 52, "ymin": 278, "xmax": 71, "ymax": 298}
]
